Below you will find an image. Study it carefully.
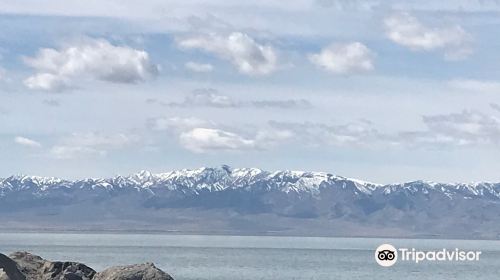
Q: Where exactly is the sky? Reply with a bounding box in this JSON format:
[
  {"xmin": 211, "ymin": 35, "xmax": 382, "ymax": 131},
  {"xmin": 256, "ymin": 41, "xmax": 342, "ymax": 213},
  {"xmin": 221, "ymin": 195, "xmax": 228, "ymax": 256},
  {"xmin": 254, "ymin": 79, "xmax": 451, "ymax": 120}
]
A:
[{"xmin": 1, "ymin": 0, "xmax": 500, "ymax": 183}]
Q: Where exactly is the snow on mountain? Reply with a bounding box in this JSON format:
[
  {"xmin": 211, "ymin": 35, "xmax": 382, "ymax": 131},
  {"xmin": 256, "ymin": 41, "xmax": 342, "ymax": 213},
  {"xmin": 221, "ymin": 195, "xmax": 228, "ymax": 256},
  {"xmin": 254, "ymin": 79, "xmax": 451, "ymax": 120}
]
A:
[
  {"xmin": 0, "ymin": 166, "xmax": 499, "ymax": 200},
  {"xmin": 1, "ymin": 166, "xmax": 500, "ymax": 238}
]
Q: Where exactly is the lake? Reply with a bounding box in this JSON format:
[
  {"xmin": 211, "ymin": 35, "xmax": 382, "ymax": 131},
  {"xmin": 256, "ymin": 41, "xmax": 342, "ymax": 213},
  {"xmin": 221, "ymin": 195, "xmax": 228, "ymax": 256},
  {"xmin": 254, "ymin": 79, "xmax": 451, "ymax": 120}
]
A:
[{"xmin": 0, "ymin": 232, "xmax": 498, "ymax": 279}]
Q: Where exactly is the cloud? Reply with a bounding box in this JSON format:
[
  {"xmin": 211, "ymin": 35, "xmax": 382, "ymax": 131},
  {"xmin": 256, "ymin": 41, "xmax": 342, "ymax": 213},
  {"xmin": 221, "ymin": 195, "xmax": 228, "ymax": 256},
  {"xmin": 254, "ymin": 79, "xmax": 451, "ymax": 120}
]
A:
[
  {"xmin": 2, "ymin": 1, "xmax": 499, "ymax": 21},
  {"xmin": 148, "ymin": 116, "xmax": 293, "ymax": 153},
  {"xmin": 50, "ymin": 132, "xmax": 138, "ymax": 159},
  {"xmin": 168, "ymin": 89, "xmax": 237, "ymax": 108},
  {"xmin": 179, "ymin": 128, "xmax": 257, "ymax": 153},
  {"xmin": 14, "ymin": 136, "xmax": 42, "ymax": 148},
  {"xmin": 389, "ymin": 110, "xmax": 500, "ymax": 148},
  {"xmin": 254, "ymin": 129, "xmax": 294, "ymax": 146},
  {"xmin": 23, "ymin": 38, "xmax": 159, "ymax": 91},
  {"xmin": 1, "ymin": 1, "xmax": 498, "ymax": 44},
  {"xmin": 150, "ymin": 109, "xmax": 500, "ymax": 154},
  {"xmin": 150, "ymin": 109, "xmax": 500, "ymax": 153},
  {"xmin": 42, "ymin": 99, "xmax": 60, "ymax": 107},
  {"xmin": 448, "ymin": 79, "xmax": 500, "ymax": 93},
  {"xmin": 491, "ymin": 103, "xmax": 500, "ymax": 113},
  {"xmin": 270, "ymin": 110, "xmax": 500, "ymax": 149},
  {"xmin": 61, "ymin": 132, "xmax": 135, "ymax": 147},
  {"xmin": 384, "ymin": 12, "xmax": 472, "ymax": 59},
  {"xmin": 418, "ymin": 110, "xmax": 500, "ymax": 146},
  {"xmin": 308, "ymin": 42, "xmax": 374, "ymax": 74},
  {"xmin": 250, "ymin": 99, "xmax": 312, "ymax": 109},
  {"xmin": 269, "ymin": 120, "xmax": 382, "ymax": 147},
  {"xmin": 0, "ymin": 67, "xmax": 6, "ymax": 81},
  {"xmin": 185, "ymin": 61, "xmax": 214, "ymax": 73},
  {"xmin": 24, "ymin": 73, "xmax": 70, "ymax": 92},
  {"xmin": 148, "ymin": 116, "xmax": 213, "ymax": 132},
  {"xmin": 177, "ymin": 32, "xmax": 278, "ymax": 75},
  {"xmin": 50, "ymin": 146, "xmax": 106, "ymax": 159},
  {"xmin": 153, "ymin": 89, "xmax": 312, "ymax": 109}
]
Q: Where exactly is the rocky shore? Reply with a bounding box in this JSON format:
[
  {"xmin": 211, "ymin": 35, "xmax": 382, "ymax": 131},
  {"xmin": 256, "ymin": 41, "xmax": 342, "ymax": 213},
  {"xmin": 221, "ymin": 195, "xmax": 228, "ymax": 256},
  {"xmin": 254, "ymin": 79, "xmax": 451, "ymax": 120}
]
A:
[{"xmin": 0, "ymin": 251, "xmax": 174, "ymax": 280}]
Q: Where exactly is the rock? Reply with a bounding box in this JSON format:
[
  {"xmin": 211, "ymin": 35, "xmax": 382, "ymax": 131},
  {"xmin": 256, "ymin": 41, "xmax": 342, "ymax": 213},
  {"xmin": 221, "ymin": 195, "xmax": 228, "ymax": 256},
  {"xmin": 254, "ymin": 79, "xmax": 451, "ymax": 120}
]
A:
[
  {"xmin": 93, "ymin": 263, "xmax": 174, "ymax": 280},
  {"xmin": 2, "ymin": 252, "xmax": 95, "ymax": 280},
  {"xmin": 0, "ymin": 252, "xmax": 174, "ymax": 280},
  {"xmin": 0, "ymin": 253, "xmax": 26, "ymax": 280},
  {"xmin": 7, "ymin": 251, "xmax": 46, "ymax": 279},
  {"xmin": 39, "ymin": 261, "xmax": 96, "ymax": 280}
]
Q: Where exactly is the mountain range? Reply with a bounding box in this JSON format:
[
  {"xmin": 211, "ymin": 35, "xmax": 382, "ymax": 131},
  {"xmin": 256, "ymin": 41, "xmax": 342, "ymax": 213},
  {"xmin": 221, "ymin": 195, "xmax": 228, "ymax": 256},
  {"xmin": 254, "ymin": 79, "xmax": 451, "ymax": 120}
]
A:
[{"xmin": 1, "ymin": 166, "xmax": 499, "ymax": 239}]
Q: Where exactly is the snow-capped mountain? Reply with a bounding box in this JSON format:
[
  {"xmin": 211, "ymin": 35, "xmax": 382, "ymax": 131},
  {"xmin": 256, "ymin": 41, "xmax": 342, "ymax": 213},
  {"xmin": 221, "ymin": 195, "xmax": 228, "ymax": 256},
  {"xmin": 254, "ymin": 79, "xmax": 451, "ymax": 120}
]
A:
[
  {"xmin": 0, "ymin": 166, "xmax": 370, "ymax": 195},
  {"xmin": 1, "ymin": 166, "xmax": 499, "ymax": 239}
]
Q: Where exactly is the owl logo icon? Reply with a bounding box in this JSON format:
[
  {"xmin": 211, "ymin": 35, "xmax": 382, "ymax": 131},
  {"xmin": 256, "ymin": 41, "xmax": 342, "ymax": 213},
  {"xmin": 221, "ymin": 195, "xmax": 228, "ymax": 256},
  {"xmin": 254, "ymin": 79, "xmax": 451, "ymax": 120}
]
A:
[{"xmin": 375, "ymin": 244, "xmax": 398, "ymax": 267}]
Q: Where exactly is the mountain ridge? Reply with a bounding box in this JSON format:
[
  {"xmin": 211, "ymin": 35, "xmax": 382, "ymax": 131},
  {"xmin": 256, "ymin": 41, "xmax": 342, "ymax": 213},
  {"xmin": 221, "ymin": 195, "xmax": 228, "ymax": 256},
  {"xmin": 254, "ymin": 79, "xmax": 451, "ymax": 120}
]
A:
[
  {"xmin": 1, "ymin": 166, "xmax": 499, "ymax": 198},
  {"xmin": 1, "ymin": 166, "xmax": 499, "ymax": 239}
]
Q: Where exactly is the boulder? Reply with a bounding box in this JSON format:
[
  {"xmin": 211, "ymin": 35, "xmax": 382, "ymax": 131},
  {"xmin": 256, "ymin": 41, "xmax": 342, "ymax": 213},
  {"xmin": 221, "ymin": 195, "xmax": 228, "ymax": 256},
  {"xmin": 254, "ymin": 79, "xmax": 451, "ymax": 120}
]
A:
[
  {"xmin": 0, "ymin": 252, "xmax": 174, "ymax": 280},
  {"xmin": 93, "ymin": 263, "xmax": 174, "ymax": 280},
  {"xmin": 0, "ymin": 253, "xmax": 26, "ymax": 280},
  {"xmin": 1, "ymin": 252, "xmax": 95, "ymax": 280}
]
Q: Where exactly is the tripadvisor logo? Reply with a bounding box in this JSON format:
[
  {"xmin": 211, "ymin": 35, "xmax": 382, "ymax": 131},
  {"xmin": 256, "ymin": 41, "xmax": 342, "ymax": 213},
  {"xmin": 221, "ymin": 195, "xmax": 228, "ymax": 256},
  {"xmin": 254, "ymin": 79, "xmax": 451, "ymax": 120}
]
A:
[
  {"xmin": 375, "ymin": 244, "xmax": 482, "ymax": 267},
  {"xmin": 375, "ymin": 244, "xmax": 398, "ymax": 267}
]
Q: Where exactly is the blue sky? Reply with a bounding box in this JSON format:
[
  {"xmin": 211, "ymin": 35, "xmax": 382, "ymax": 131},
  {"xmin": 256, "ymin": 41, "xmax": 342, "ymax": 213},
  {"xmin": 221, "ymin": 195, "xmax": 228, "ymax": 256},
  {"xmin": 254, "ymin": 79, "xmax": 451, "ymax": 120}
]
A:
[{"xmin": 1, "ymin": 0, "xmax": 500, "ymax": 183}]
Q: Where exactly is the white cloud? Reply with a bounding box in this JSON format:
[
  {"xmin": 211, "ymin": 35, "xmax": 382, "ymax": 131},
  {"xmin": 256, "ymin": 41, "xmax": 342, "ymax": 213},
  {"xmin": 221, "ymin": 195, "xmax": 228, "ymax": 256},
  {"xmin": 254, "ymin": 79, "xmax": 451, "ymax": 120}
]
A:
[
  {"xmin": 250, "ymin": 99, "xmax": 312, "ymax": 109},
  {"xmin": 394, "ymin": 110, "xmax": 500, "ymax": 148},
  {"xmin": 179, "ymin": 128, "xmax": 256, "ymax": 153},
  {"xmin": 14, "ymin": 136, "xmax": 42, "ymax": 148},
  {"xmin": 150, "ymin": 89, "xmax": 312, "ymax": 109},
  {"xmin": 269, "ymin": 120, "xmax": 381, "ymax": 147},
  {"xmin": 24, "ymin": 73, "xmax": 70, "ymax": 92},
  {"xmin": 149, "ymin": 116, "xmax": 294, "ymax": 153},
  {"xmin": 255, "ymin": 129, "xmax": 294, "ymax": 145},
  {"xmin": 2, "ymin": 1, "xmax": 499, "ymax": 22},
  {"xmin": 448, "ymin": 79, "xmax": 500, "ymax": 93},
  {"xmin": 384, "ymin": 12, "xmax": 472, "ymax": 59},
  {"xmin": 177, "ymin": 32, "xmax": 278, "ymax": 75},
  {"xmin": 50, "ymin": 146, "xmax": 106, "ymax": 159},
  {"xmin": 308, "ymin": 42, "xmax": 374, "ymax": 74},
  {"xmin": 0, "ymin": 1, "xmax": 497, "ymax": 44},
  {"xmin": 0, "ymin": 67, "xmax": 6, "ymax": 81},
  {"xmin": 271, "ymin": 110, "xmax": 500, "ymax": 149},
  {"xmin": 148, "ymin": 117, "xmax": 213, "ymax": 132},
  {"xmin": 162, "ymin": 89, "xmax": 237, "ymax": 108},
  {"xmin": 51, "ymin": 132, "xmax": 138, "ymax": 159},
  {"xmin": 491, "ymin": 103, "xmax": 500, "ymax": 113},
  {"xmin": 185, "ymin": 61, "xmax": 214, "ymax": 73},
  {"xmin": 421, "ymin": 110, "xmax": 500, "ymax": 145},
  {"xmin": 152, "ymin": 110, "xmax": 500, "ymax": 154},
  {"xmin": 42, "ymin": 99, "xmax": 61, "ymax": 107},
  {"xmin": 23, "ymin": 38, "xmax": 159, "ymax": 91},
  {"xmin": 182, "ymin": 90, "xmax": 235, "ymax": 107},
  {"xmin": 62, "ymin": 132, "xmax": 135, "ymax": 148}
]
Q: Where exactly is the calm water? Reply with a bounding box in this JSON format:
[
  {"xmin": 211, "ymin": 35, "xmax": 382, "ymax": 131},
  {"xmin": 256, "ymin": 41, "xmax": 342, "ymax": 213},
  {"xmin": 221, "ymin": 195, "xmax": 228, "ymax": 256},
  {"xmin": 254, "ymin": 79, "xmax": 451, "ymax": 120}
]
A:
[{"xmin": 0, "ymin": 233, "xmax": 499, "ymax": 279}]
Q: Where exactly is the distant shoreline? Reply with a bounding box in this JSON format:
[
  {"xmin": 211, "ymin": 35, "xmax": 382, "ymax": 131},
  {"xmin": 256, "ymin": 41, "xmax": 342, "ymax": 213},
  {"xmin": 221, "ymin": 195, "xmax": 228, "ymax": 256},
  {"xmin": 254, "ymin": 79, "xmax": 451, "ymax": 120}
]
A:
[{"xmin": 0, "ymin": 228, "xmax": 497, "ymax": 241}]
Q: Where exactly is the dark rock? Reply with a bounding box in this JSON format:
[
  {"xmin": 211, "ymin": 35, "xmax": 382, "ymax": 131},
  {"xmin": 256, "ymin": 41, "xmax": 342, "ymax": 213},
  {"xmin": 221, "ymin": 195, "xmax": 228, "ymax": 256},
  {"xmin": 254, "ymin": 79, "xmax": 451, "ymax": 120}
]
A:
[
  {"xmin": 93, "ymin": 263, "xmax": 174, "ymax": 280},
  {"xmin": 7, "ymin": 251, "xmax": 46, "ymax": 279},
  {"xmin": 2, "ymin": 252, "xmax": 95, "ymax": 280},
  {"xmin": 0, "ymin": 252, "xmax": 174, "ymax": 280},
  {"xmin": 0, "ymin": 253, "xmax": 26, "ymax": 280},
  {"xmin": 41, "ymin": 261, "xmax": 96, "ymax": 280}
]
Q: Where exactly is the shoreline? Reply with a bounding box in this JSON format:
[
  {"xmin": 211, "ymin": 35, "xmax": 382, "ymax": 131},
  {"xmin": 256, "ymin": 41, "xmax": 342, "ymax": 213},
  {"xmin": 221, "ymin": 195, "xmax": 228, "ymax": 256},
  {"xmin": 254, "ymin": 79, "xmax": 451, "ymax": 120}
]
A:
[{"xmin": 0, "ymin": 228, "xmax": 498, "ymax": 242}]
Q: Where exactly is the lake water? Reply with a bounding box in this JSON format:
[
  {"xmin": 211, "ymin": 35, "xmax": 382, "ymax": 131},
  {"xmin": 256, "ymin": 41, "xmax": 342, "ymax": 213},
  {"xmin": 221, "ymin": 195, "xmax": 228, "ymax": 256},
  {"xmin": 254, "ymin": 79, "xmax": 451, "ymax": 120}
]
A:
[{"xmin": 0, "ymin": 232, "xmax": 498, "ymax": 279}]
